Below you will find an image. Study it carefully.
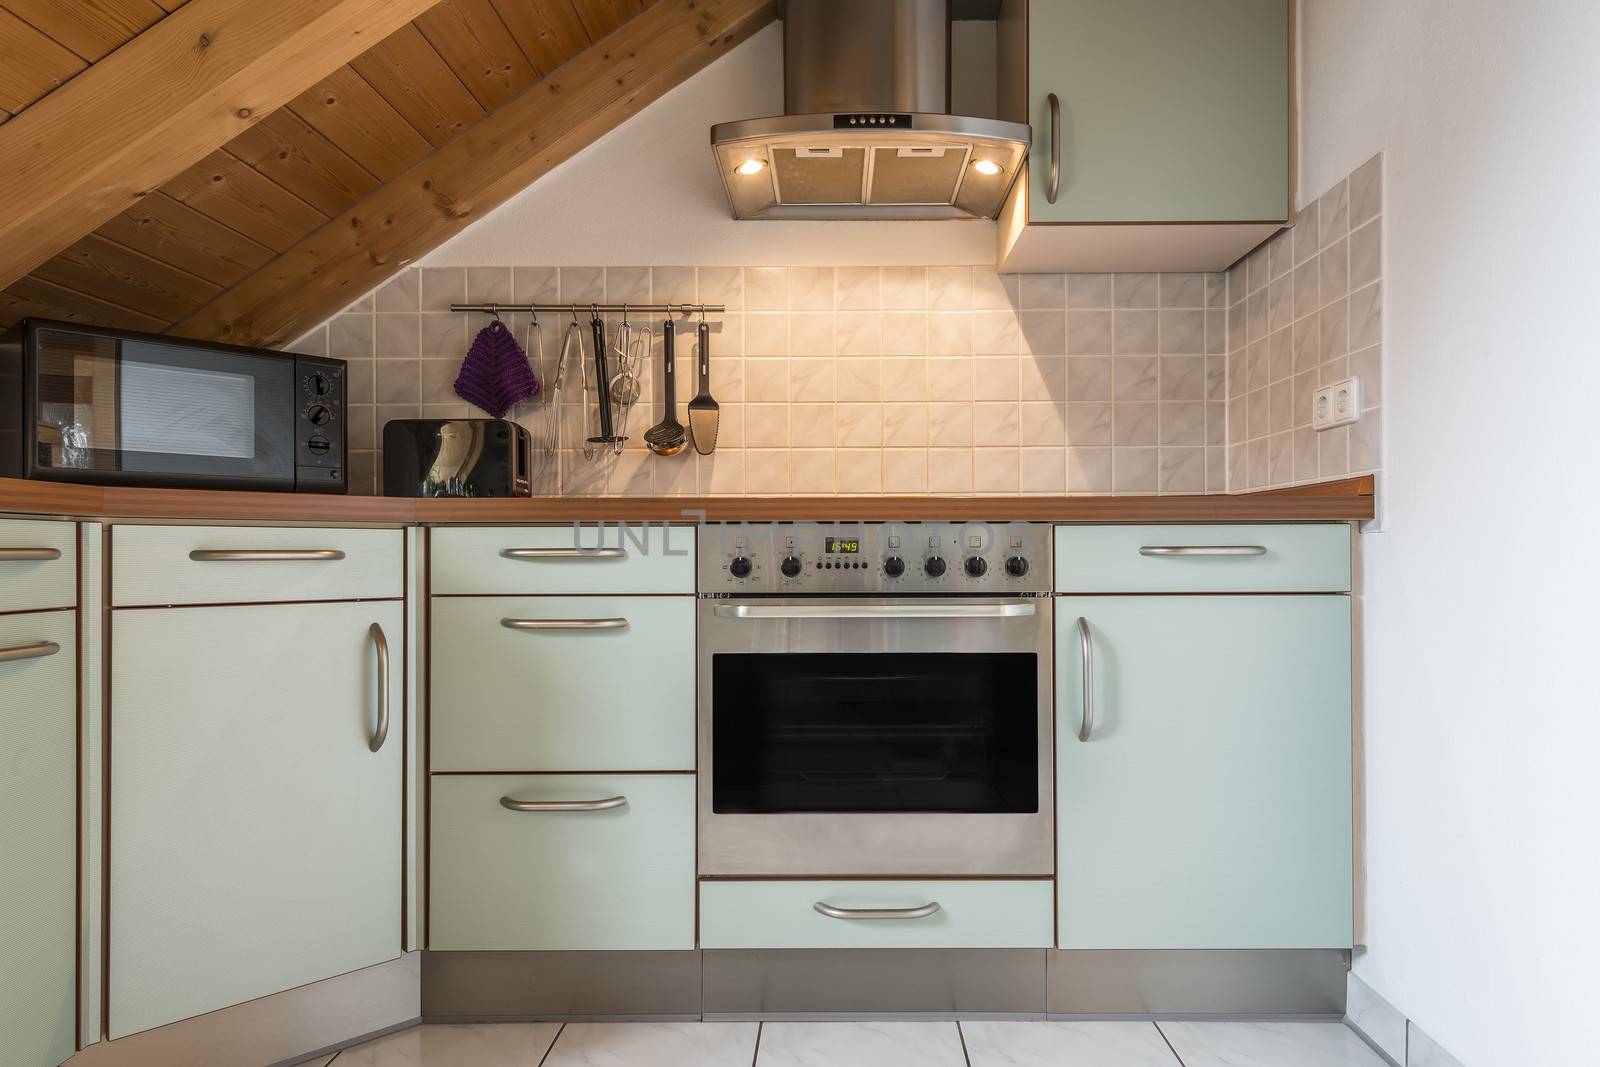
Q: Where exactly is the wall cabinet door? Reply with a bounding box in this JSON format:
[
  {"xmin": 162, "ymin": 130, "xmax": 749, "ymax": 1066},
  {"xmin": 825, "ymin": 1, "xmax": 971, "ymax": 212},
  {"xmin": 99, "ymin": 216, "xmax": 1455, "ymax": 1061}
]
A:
[
  {"xmin": 1056, "ymin": 595, "xmax": 1352, "ymax": 949},
  {"xmin": 109, "ymin": 601, "xmax": 403, "ymax": 1040},
  {"xmin": 0, "ymin": 610, "xmax": 76, "ymax": 1067}
]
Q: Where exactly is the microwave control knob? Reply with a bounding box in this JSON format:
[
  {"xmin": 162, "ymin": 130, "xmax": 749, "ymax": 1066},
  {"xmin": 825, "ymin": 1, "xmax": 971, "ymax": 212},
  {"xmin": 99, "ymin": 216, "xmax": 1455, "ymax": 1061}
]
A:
[
  {"xmin": 1005, "ymin": 555, "xmax": 1030, "ymax": 577},
  {"xmin": 306, "ymin": 404, "xmax": 332, "ymax": 426},
  {"xmin": 780, "ymin": 556, "xmax": 803, "ymax": 578},
  {"xmin": 306, "ymin": 436, "xmax": 331, "ymax": 456},
  {"xmin": 924, "ymin": 555, "xmax": 946, "ymax": 578},
  {"xmin": 728, "ymin": 556, "xmax": 752, "ymax": 578},
  {"xmin": 307, "ymin": 373, "xmax": 332, "ymax": 397},
  {"xmin": 964, "ymin": 556, "xmax": 988, "ymax": 578},
  {"xmin": 883, "ymin": 556, "xmax": 905, "ymax": 578}
]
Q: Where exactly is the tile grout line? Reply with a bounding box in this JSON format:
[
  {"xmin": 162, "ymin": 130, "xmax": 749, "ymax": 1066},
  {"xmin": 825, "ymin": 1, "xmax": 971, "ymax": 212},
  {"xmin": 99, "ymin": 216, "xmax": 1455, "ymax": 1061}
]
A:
[
  {"xmin": 750, "ymin": 1020, "xmax": 763, "ymax": 1067},
  {"xmin": 535, "ymin": 1021, "xmax": 567, "ymax": 1067},
  {"xmin": 956, "ymin": 1019, "xmax": 972, "ymax": 1067},
  {"xmin": 1153, "ymin": 1020, "xmax": 1190, "ymax": 1067}
]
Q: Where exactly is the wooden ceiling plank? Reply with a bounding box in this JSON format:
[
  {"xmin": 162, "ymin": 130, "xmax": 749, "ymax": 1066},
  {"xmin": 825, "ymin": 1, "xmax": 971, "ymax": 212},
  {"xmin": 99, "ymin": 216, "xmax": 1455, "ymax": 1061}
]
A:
[
  {"xmin": 97, "ymin": 191, "xmax": 276, "ymax": 286},
  {"xmin": 2, "ymin": 0, "xmax": 166, "ymax": 63},
  {"xmin": 571, "ymin": 0, "xmax": 640, "ymax": 41},
  {"xmin": 1, "ymin": 275, "xmax": 170, "ymax": 333},
  {"xmin": 227, "ymin": 108, "xmax": 381, "ymax": 216},
  {"xmin": 161, "ymin": 150, "xmax": 327, "ymax": 253},
  {"xmin": 350, "ymin": 23, "xmax": 485, "ymax": 148},
  {"xmin": 33, "ymin": 233, "xmax": 219, "ymax": 322},
  {"xmin": 150, "ymin": 0, "xmax": 189, "ymax": 11},
  {"xmin": 491, "ymin": 0, "xmax": 591, "ymax": 74},
  {"xmin": 0, "ymin": 0, "xmax": 442, "ymax": 292},
  {"xmin": 286, "ymin": 65, "xmax": 435, "ymax": 182},
  {"xmin": 416, "ymin": 0, "xmax": 539, "ymax": 110},
  {"xmin": 0, "ymin": 7, "xmax": 87, "ymax": 113},
  {"xmin": 173, "ymin": 0, "xmax": 777, "ymax": 347}
]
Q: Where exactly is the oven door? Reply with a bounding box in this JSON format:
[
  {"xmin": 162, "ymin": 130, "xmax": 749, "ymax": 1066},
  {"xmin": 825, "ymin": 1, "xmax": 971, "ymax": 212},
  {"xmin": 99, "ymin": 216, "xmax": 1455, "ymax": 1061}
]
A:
[{"xmin": 697, "ymin": 597, "xmax": 1053, "ymax": 876}]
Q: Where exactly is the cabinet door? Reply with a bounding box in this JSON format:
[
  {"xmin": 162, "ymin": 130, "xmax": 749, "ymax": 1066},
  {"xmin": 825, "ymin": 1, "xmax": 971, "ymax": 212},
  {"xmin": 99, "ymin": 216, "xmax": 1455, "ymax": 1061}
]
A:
[
  {"xmin": 0, "ymin": 610, "xmax": 76, "ymax": 1067},
  {"xmin": 1057, "ymin": 596, "xmax": 1351, "ymax": 949},
  {"xmin": 1027, "ymin": 0, "xmax": 1289, "ymax": 224},
  {"xmin": 109, "ymin": 601, "xmax": 403, "ymax": 1039}
]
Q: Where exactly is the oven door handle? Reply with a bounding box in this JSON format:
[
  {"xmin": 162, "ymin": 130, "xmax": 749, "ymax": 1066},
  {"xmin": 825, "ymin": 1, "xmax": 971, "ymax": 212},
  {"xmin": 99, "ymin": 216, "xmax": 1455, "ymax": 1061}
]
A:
[
  {"xmin": 814, "ymin": 901, "xmax": 942, "ymax": 921},
  {"xmin": 712, "ymin": 603, "xmax": 1037, "ymax": 620}
]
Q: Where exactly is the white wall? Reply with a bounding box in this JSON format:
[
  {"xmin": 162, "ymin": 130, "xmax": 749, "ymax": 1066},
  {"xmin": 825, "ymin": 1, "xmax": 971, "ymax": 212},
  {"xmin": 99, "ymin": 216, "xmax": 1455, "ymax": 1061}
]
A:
[
  {"xmin": 421, "ymin": 23, "xmax": 998, "ymax": 268},
  {"xmin": 1300, "ymin": 3, "xmax": 1600, "ymax": 1064}
]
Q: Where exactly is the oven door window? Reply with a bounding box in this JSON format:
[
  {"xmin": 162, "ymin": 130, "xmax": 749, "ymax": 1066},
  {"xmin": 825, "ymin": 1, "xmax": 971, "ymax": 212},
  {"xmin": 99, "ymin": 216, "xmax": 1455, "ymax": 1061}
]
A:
[{"xmin": 712, "ymin": 652, "xmax": 1038, "ymax": 814}]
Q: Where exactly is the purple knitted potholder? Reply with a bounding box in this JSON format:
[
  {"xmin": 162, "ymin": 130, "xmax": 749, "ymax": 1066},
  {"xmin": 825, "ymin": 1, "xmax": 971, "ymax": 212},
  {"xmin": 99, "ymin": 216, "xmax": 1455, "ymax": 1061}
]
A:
[{"xmin": 455, "ymin": 319, "xmax": 540, "ymax": 418}]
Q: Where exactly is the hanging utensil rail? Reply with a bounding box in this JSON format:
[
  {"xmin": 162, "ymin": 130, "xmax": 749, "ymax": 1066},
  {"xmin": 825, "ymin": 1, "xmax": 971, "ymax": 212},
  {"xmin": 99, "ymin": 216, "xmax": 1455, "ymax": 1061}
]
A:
[{"xmin": 450, "ymin": 303, "xmax": 726, "ymax": 316}]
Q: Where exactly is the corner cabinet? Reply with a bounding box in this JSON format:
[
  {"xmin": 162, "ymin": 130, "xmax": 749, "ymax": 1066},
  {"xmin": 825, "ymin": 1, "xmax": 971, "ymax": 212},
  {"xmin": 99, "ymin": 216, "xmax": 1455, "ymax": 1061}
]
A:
[{"xmin": 997, "ymin": 0, "xmax": 1292, "ymax": 272}]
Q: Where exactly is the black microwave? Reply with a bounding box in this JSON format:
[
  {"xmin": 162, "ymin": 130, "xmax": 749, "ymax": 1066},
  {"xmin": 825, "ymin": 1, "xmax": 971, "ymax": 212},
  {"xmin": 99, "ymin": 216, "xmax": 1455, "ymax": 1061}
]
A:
[{"xmin": 0, "ymin": 319, "xmax": 345, "ymax": 493}]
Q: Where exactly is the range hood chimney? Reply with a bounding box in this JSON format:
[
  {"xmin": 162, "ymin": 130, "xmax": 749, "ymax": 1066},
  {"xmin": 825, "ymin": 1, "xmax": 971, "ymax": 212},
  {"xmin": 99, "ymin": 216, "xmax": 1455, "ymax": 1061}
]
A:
[{"xmin": 711, "ymin": 0, "xmax": 1029, "ymax": 221}]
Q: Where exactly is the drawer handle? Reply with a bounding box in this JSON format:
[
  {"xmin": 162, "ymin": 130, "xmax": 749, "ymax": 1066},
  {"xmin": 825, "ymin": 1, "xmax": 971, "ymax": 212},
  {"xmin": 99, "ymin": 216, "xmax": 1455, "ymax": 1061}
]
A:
[
  {"xmin": 368, "ymin": 623, "xmax": 389, "ymax": 753},
  {"xmin": 0, "ymin": 640, "xmax": 60, "ymax": 663},
  {"xmin": 499, "ymin": 795, "xmax": 628, "ymax": 813},
  {"xmin": 813, "ymin": 901, "xmax": 941, "ymax": 921},
  {"xmin": 189, "ymin": 549, "xmax": 346, "ymax": 561},
  {"xmin": 1138, "ymin": 545, "xmax": 1267, "ymax": 557},
  {"xmin": 501, "ymin": 618, "xmax": 630, "ymax": 632},
  {"xmin": 0, "ymin": 547, "xmax": 62, "ymax": 562},
  {"xmin": 499, "ymin": 547, "xmax": 627, "ymax": 560},
  {"xmin": 1076, "ymin": 616, "xmax": 1094, "ymax": 743}
]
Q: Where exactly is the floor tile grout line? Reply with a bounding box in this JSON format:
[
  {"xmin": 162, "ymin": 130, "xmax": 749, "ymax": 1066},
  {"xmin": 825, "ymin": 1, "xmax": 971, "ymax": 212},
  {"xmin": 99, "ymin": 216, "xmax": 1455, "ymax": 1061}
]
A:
[
  {"xmin": 956, "ymin": 1019, "xmax": 972, "ymax": 1067},
  {"xmin": 1153, "ymin": 1020, "xmax": 1190, "ymax": 1067},
  {"xmin": 751, "ymin": 1020, "xmax": 763, "ymax": 1067},
  {"xmin": 535, "ymin": 1021, "xmax": 567, "ymax": 1067}
]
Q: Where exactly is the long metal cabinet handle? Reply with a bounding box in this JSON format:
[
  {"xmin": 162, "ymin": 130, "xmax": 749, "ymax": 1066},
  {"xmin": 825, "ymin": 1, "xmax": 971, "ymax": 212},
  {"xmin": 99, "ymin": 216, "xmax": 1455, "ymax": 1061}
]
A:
[
  {"xmin": 1046, "ymin": 92, "xmax": 1061, "ymax": 203},
  {"xmin": 1139, "ymin": 545, "xmax": 1267, "ymax": 557},
  {"xmin": 189, "ymin": 549, "xmax": 346, "ymax": 561},
  {"xmin": 713, "ymin": 603, "xmax": 1037, "ymax": 620},
  {"xmin": 0, "ymin": 640, "xmax": 60, "ymax": 663},
  {"xmin": 0, "ymin": 548, "xmax": 62, "ymax": 562},
  {"xmin": 814, "ymin": 901, "xmax": 941, "ymax": 921},
  {"xmin": 1077, "ymin": 616, "xmax": 1094, "ymax": 743},
  {"xmin": 368, "ymin": 623, "xmax": 389, "ymax": 753},
  {"xmin": 499, "ymin": 795, "xmax": 628, "ymax": 813},
  {"xmin": 501, "ymin": 618, "xmax": 629, "ymax": 631},
  {"xmin": 499, "ymin": 547, "xmax": 627, "ymax": 560}
]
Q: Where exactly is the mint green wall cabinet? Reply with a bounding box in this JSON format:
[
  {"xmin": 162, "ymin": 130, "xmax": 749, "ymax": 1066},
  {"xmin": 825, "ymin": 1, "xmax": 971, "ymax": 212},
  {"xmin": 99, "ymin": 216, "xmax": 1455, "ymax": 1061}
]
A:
[
  {"xmin": 1057, "ymin": 595, "xmax": 1352, "ymax": 949},
  {"xmin": 0, "ymin": 609, "xmax": 76, "ymax": 1067},
  {"xmin": 109, "ymin": 601, "xmax": 404, "ymax": 1040}
]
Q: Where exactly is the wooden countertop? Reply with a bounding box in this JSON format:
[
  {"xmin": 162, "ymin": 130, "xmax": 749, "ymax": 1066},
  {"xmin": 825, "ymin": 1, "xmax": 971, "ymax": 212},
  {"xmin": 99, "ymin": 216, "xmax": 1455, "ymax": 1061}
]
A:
[{"xmin": 0, "ymin": 475, "xmax": 1375, "ymax": 524}]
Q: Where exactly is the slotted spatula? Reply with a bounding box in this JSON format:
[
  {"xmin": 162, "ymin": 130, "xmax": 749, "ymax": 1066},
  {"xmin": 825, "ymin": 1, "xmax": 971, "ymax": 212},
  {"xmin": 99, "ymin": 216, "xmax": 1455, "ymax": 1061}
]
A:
[{"xmin": 688, "ymin": 319, "xmax": 719, "ymax": 455}]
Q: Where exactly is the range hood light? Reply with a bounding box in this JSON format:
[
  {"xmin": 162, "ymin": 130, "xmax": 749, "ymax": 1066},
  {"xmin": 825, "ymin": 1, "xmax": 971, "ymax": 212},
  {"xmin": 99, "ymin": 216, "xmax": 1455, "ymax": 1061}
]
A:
[
  {"xmin": 971, "ymin": 159, "xmax": 1002, "ymax": 176},
  {"xmin": 736, "ymin": 158, "xmax": 767, "ymax": 176}
]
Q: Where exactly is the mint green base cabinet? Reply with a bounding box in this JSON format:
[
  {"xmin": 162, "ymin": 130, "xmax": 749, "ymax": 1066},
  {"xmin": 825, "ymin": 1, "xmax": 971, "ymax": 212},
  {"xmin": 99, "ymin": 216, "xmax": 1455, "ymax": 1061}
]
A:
[
  {"xmin": 430, "ymin": 774, "xmax": 695, "ymax": 951},
  {"xmin": 1, "ymin": 609, "xmax": 76, "ymax": 1067},
  {"xmin": 109, "ymin": 602, "xmax": 404, "ymax": 1040},
  {"xmin": 1057, "ymin": 595, "xmax": 1352, "ymax": 949}
]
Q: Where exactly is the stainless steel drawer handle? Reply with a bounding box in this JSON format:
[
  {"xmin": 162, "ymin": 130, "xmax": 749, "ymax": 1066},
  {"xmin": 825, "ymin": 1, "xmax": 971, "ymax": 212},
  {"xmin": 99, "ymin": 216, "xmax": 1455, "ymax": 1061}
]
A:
[
  {"xmin": 814, "ymin": 901, "xmax": 941, "ymax": 921},
  {"xmin": 0, "ymin": 548, "xmax": 62, "ymax": 562},
  {"xmin": 189, "ymin": 549, "xmax": 346, "ymax": 561},
  {"xmin": 501, "ymin": 618, "xmax": 630, "ymax": 631},
  {"xmin": 714, "ymin": 603, "xmax": 1036, "ymax": 620},
  {"xmin": 499, "ymin": 795, "xmax": 628, "ymax": 813},
  {"xmin": 368, "ymin": 623, "xmax": 389, "ymax": 753},
  {"xmin": 0, "ymin": 640, "xmax": 60, "ymax": 663},
  {"xmin": 1076, "ymin": 616, "xmax": 1094, "ymax": 743},
  {"xmin": 500, "ymin": 548, "xmax": 627, "ymax": 560},
  {"xmin": 1139, "ymin": 545, "xmax": 1267, "ymax": 557}
]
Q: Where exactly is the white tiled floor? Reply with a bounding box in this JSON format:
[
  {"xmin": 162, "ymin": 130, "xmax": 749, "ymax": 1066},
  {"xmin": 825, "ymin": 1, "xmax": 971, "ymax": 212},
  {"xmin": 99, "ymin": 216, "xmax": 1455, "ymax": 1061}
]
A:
[{"xmin": 325, "ymin": 1019, "xmax": 1391, "ymax": 1066}]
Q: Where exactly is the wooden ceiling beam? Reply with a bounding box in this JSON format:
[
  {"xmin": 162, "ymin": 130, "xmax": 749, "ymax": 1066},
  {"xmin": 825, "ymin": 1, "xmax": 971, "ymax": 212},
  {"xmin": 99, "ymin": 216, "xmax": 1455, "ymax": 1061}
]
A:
[
  {"xmin": 172, "ymin": 0, "xmax": 777, "ymax": 348},
  {"xmin": 0, "ymin": 0, "xmax": 442, "ymax": 292}
]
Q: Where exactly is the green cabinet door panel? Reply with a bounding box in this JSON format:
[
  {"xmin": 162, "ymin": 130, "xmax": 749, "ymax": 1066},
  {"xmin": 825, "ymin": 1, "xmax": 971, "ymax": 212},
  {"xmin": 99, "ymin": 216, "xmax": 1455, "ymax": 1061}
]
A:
[
  {"xmin": 109, "ymin": 601, "xmax": 404, "ymax": 1039},
  {"xmin": 1054, "ymin": 524, "xmax": 1351, "ymax": 594},
  {"xmin": 0, "ymin": 610, "xmax": 77, "ymax": 1067},
  {"xmin": 1028, "ymin": 0, "xmax": 1290, "ymax": 223},
  {"xmin": 1057, "ymin": 595, "xmax": 1352, "ymax": 949}
]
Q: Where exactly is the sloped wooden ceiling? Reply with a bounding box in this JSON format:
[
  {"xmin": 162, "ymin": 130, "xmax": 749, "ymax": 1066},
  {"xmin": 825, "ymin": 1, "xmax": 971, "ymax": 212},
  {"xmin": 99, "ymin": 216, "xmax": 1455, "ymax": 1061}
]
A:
[{"xmin": 0, "ymin": 0, "xmax": 777, "ymax": 346}]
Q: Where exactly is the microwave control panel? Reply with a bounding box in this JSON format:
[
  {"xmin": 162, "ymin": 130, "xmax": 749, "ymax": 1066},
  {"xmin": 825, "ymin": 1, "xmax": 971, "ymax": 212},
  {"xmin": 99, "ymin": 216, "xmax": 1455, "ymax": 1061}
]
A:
[{"xmin": 294, "ymin": 355, "xmax": 345, "ymax": 492}]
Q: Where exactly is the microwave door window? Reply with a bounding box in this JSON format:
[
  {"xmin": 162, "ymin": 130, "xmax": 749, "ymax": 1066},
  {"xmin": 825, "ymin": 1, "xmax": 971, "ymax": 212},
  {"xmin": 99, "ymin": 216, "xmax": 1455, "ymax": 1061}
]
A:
[{"xmin": 117, "ymin": 360, "xmax": 257, "ymax": 463}]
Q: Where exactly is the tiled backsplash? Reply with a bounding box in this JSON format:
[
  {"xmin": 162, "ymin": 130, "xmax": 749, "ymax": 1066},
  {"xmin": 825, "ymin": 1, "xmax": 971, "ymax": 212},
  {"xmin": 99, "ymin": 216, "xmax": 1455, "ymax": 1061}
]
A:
[
  {"xmin": 296, "ymin": 266, "xmax": 1230, "ymax": 496},
  {"xmin": 1225, "ymin": 154, "xmax": 1384, "ymax": 490}
]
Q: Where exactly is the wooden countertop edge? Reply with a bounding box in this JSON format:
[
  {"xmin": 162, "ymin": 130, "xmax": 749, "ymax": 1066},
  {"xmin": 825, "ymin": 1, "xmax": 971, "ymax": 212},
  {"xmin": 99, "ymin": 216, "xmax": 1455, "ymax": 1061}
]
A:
[{"xmin": 0, "ymin": 474, "xmax": 1375, "ymax": 524}]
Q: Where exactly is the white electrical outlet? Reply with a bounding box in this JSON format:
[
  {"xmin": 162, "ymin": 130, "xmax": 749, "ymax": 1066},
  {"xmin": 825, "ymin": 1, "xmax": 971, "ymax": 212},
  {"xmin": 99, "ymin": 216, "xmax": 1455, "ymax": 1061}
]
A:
[{"xmin": 1312, "ymin": 377, "xmax": 1362, "ymax": 431}]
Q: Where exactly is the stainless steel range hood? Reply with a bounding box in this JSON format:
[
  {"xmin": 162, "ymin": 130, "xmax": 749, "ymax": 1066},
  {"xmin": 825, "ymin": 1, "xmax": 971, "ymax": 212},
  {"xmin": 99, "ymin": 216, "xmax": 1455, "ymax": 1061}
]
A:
[{"xmin": 711, "ymin": 0, "xmax": 1029, "ymax": 221}]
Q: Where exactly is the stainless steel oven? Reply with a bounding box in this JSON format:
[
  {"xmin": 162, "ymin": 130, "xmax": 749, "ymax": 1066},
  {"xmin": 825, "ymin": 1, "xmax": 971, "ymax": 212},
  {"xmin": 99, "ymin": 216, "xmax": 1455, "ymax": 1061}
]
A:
[{"xmin": 697, "ymin": 521, "xmax": 1053, "ymax": 877}]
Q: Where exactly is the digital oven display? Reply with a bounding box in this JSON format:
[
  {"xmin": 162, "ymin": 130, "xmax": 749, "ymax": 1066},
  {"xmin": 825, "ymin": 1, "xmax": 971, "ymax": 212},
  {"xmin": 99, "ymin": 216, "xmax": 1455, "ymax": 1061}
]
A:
[{"xmin": 824, "ymin": 537, "xmax": 860, "ymax": 554}]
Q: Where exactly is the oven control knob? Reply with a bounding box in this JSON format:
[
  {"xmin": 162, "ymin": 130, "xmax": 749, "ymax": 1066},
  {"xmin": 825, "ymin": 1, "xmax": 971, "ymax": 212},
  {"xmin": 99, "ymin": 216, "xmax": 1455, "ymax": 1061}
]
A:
[
  {"xmin": 964, "ymin": 556, "xmax": 988, "ymax": 578},
  {"xmin": 883, "ymin": 556, "xmax": 905, "ymax": 578},
  {"xmin": 305, "ymin": 404, "xmax": 332, "ymax": 426},
  {"xmin": 729, "ymin": 556, "xmax": 752, "ymax": 578},
  {"xmin": 780, "ymin": 556, "xmax": 803, "ymax": 578},
  {"xmin": 924, "ymin": 555, "xmax": 946, "ymax": 577},
  {"xmin": 1005, "ymin": 555, "xmax": 1030, "ymax": 577}
]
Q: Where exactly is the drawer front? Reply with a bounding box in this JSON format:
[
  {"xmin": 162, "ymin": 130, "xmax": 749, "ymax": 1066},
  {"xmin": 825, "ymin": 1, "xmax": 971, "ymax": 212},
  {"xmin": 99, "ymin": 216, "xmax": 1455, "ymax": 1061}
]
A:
[
  {"xmin": 0, "ymin": 519, "xmax": 76, "ymax": 613},
  {"xmin": 1054, "ymin": 524, "xmax": 1350, "ymax": 593},
  {"xmin": 429, "ymin": 774, "xmax": 695, "ymax": 951},
  {"xmin": 699, "ymin": 880, "xmax": 1054, "ymax": 949},
  {"xmin": 430, "ymin": 525, "xmax": 695, "ymax": 595},
  {"xmin": 112, "ymin": 525, "xmax": 403, "ymax": 605},
  {"xmin": 431, "ymin": 596, "xmax": 694, "ymax": 771}
]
